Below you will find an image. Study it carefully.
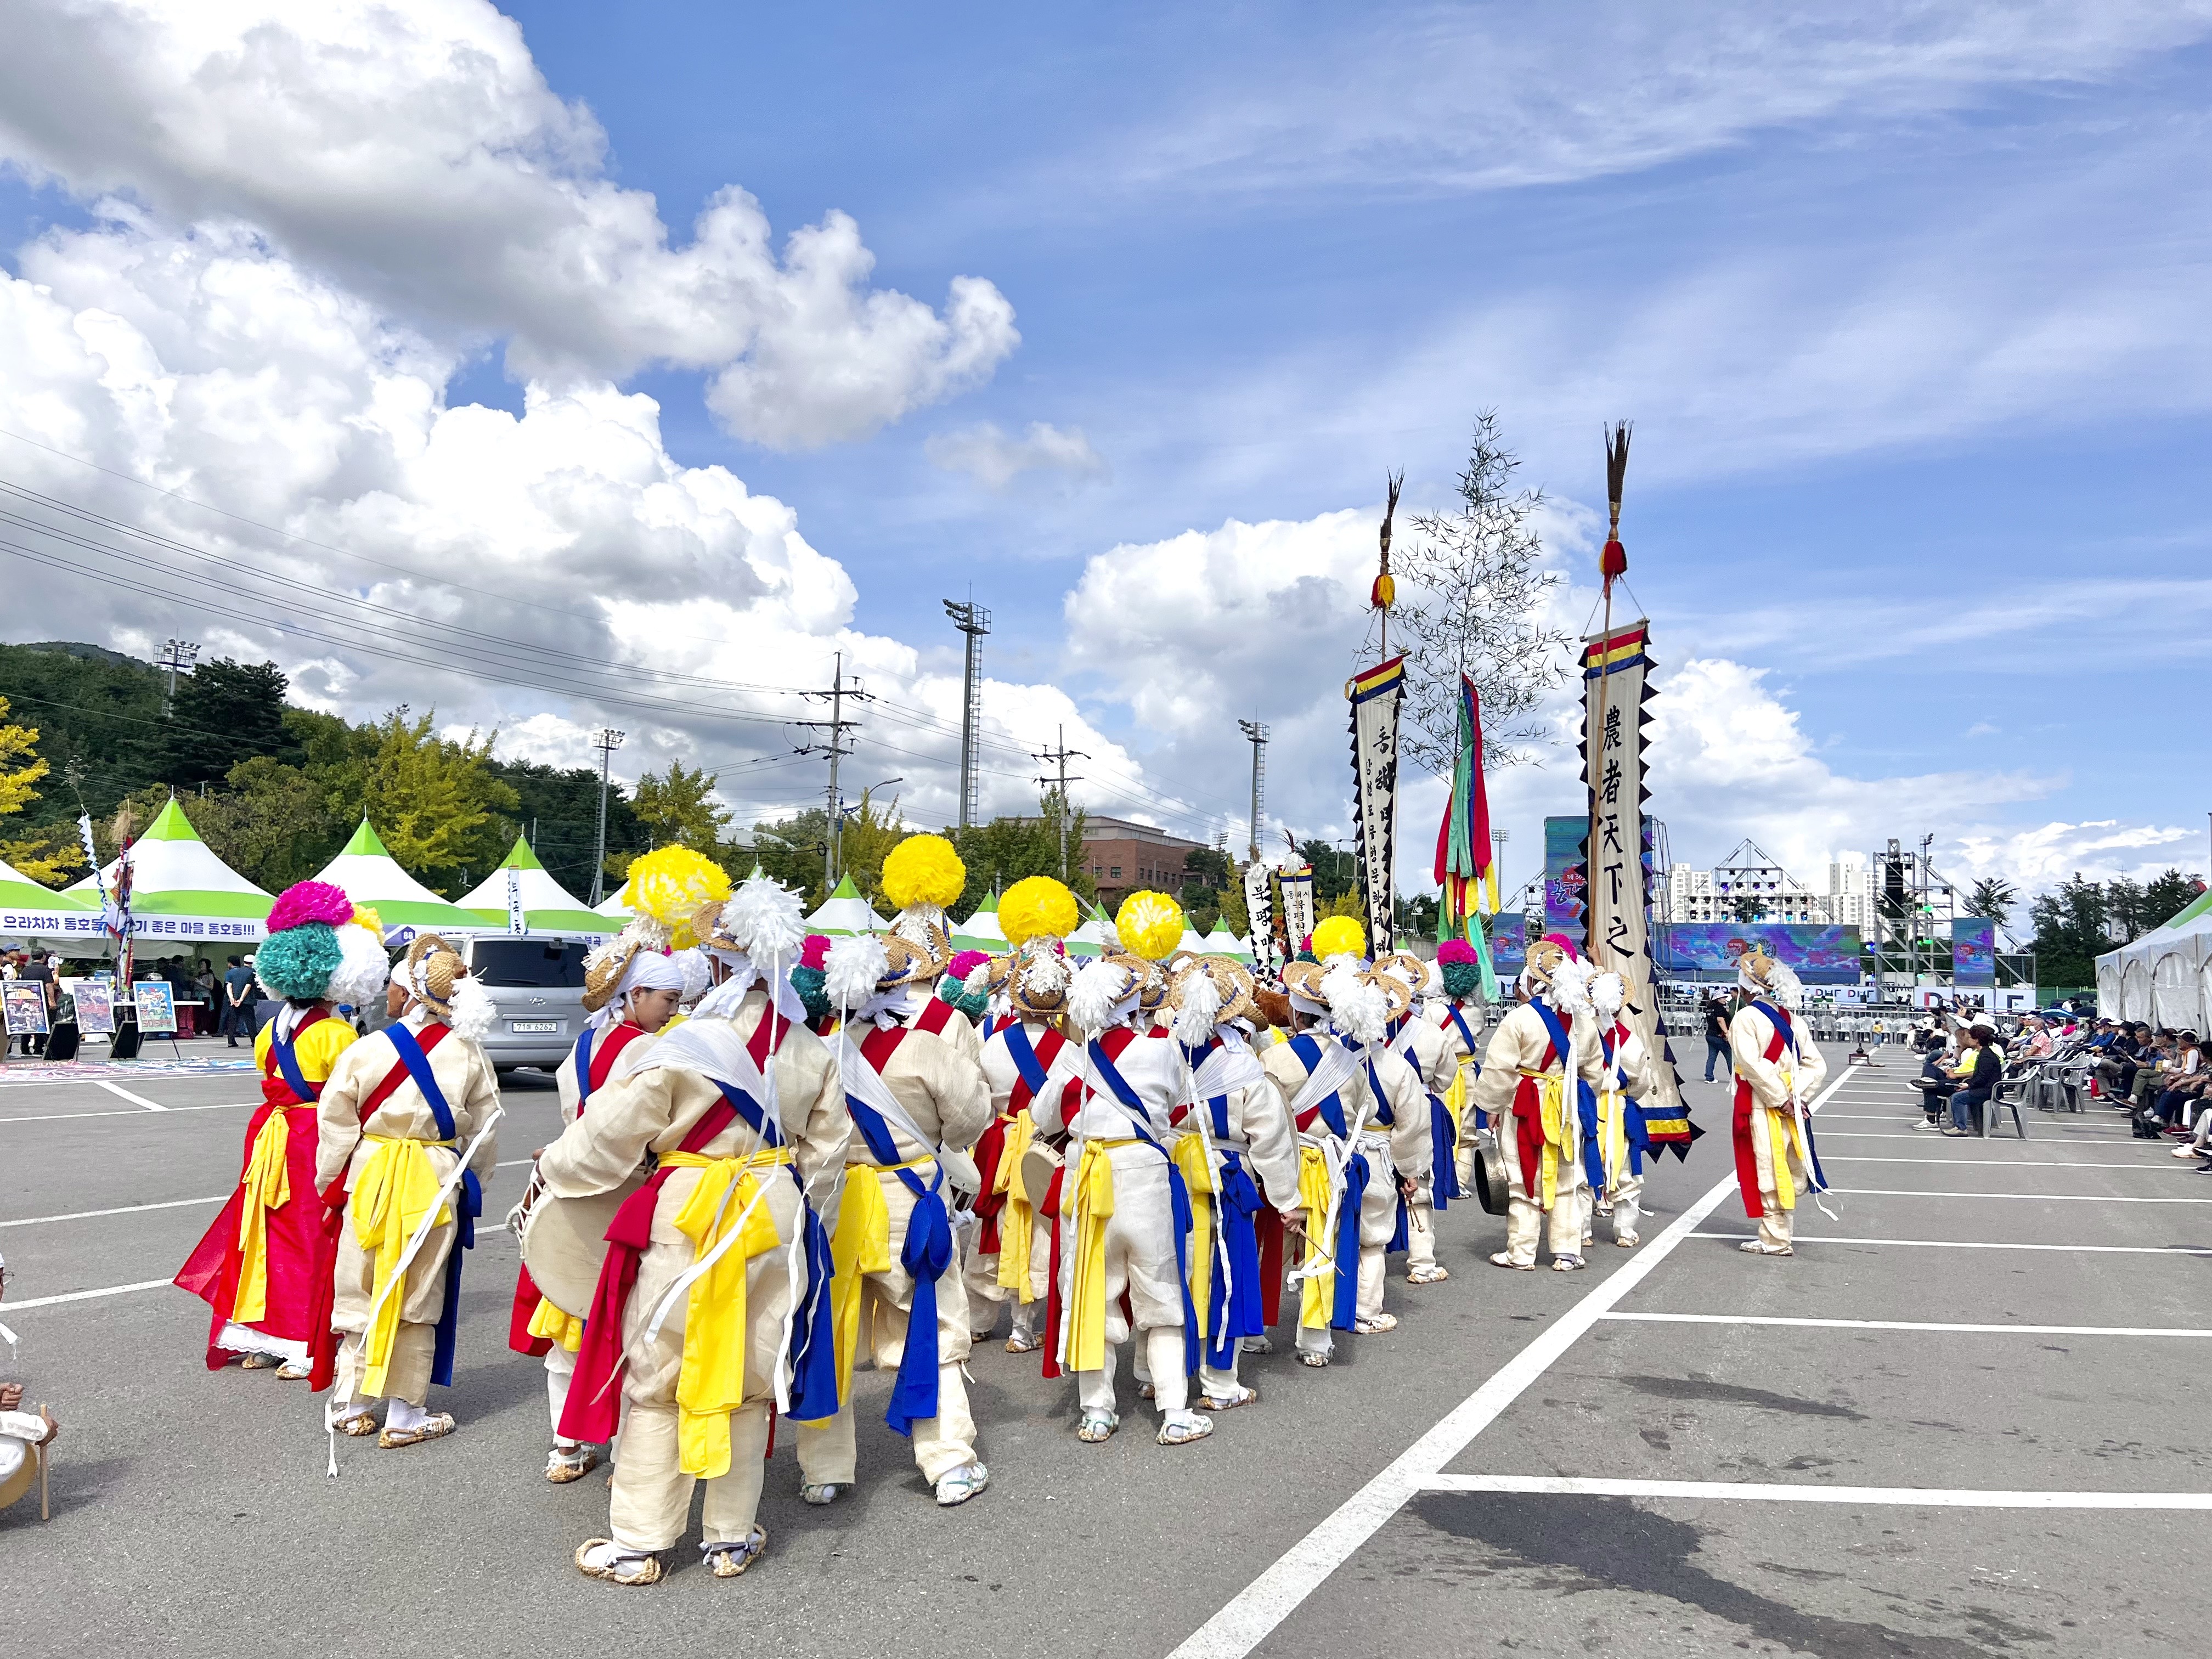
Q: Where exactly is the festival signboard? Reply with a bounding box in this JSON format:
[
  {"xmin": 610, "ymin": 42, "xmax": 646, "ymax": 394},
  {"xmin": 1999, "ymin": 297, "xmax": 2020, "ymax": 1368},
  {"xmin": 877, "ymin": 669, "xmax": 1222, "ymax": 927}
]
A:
[
  {"xmin": 71, "ymin": 978, "xmax": 116, "ymax": 1034},
  {"xmin": 134, "ymin": 980, "xmax": 178, "ymax": 1034},
  {"xmin": 1542, "ymin": 815, "xmax": 1586, "ymax": 947},
  {"xmin": 1346, "ymin": 657, "xmax": 1405, "ymax": 956},
  {"xmin": 1652, "ymin": 923, "xmax": 1865, "ymax": 985},
  {"xmin": 1491, "ymin": 912, "xmax": 1527, "ymax": 975},
  {"xmin": 3, "ymin": 981, "xmax": 49, "ymax": 1036},
  {"xmin": 1951, "ymin": 918, "xmax": 1997, "ymax": 988}
]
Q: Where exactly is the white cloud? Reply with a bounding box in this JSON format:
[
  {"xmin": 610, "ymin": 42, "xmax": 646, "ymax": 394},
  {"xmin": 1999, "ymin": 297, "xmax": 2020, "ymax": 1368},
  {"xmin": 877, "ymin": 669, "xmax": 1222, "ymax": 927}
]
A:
[
  {"xmin": 926, "ymin": 421, "xmax": 1108, "ymax": 492},
  {"xmin": 0, "ymin": 0, "xmax": 1017, "ymax": 447},
  {"xmin": 1096, "ymin": 2, "xmax": 2212, "ymax": 198}
]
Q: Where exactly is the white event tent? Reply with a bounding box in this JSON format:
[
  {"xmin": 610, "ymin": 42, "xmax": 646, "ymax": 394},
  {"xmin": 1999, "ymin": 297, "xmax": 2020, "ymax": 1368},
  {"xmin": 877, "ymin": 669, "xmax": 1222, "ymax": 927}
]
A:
[
  {"xmin": 2096, "ymin": 887, "xmax": 2212, "ymax": 1030},
  {"xmin": 808, "ymin": 874, "xmax": 888, "ymax": 936},
  {"xmin": 68, "ymin": 798, "xmax": 272, "ymax": 946},
  {"xmin": 459, "ymin": 835, "xmax": 618, "ymax": 937},
  {"xmin": 1, "ymin": 856, "xmax": 101, "ymax": 946},
  {"xmin": 314, "ymin": 819, "xmax": 483, "ymax": 941}
]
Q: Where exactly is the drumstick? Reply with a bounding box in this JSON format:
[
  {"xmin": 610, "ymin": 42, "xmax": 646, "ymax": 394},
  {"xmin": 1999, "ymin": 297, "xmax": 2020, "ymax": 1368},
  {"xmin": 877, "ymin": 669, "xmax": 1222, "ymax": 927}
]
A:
[{"xmin": 37, "ymin": 1401, "xmax": 49, "ymax": 1522}]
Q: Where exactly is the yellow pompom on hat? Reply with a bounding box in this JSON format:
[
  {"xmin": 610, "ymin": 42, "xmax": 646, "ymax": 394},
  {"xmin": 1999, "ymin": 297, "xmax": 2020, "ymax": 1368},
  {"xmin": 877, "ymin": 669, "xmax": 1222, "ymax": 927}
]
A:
[
  {"xmin": 882, "ymin": 833, "xmax": 966, "ymax": 912},
  {"xmin": 1114, "ymin": 890, "xmax": 1184, "ymax": 963},
  {"xmin": 622, "ymin": 846, "xmax": 732, "ymax": 949},
  {"xmin": 1311, "ymin": 914, "xmax": 1366, "ymax": 962},
  {"xmin": 1000, "ymin": 874, "xmax": 1079, "ymax": 946}
]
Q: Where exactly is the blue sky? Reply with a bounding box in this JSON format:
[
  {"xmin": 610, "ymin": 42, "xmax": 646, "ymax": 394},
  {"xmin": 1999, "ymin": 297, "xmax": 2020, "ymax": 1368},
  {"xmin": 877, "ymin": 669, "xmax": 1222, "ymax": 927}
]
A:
[{"xmin": 2, "ymin": 1, "xmax": 2207, "ymax": 900}]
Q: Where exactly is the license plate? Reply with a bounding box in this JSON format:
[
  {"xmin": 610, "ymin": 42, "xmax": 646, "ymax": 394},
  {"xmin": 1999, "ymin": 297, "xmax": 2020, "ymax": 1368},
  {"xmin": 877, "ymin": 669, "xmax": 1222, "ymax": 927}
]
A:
[{"xmin": 508, "ymin": 1020, "xmax": 558, "ymax": 1035}]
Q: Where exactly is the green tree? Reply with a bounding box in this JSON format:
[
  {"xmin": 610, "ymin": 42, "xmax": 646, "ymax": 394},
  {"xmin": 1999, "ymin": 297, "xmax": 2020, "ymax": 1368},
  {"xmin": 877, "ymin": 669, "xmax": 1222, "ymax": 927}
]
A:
[
  {"xmin": 751, "ymin": 808, "xmax": 830, "ymax": 901},
  {"xmin": 839, "ymin": 791, "xmax": 909, "ymax": 911},
  {"xmin": 160, "ymin": 658, "xmax": 298, "ymax": 785},
  {"xmin": 1299, "ymin": 838, "xmax": 1357, "ymax": 902},
  {"xmin": 186, "ymin": 758, "xmax": 347, "ymax": 892},
  {"xmin": 2028, "ymin": 874, "xmax": 2115, "ymax": 990},
  {"xmin": 633, "ymin": 760, "xmax": 731, "ymax": 854},
  {"xmin": 360, "ymin": 711, "xmax": 520, "ymax": 895},
  {"xmin": 952, "ymin": 797, "xmax": 1097, "ymax": 915},
  {"xmin": 1963, "ymin": 876, "xmax": 2018, "ymax": 930},
  {"xmin": 0, "ymin": 693, "xmax": 81, "ymax": 883},
  {"xmin": 489, "ymin": 757, "xmax": 646, "ymax": 896},
  {"xmin": 0, "ymin": 641, "xmax": 166, "ymax": 818},
  {"xmin": 2113, "ymin": 869, "xmax": 2205, "ymax": 938}
]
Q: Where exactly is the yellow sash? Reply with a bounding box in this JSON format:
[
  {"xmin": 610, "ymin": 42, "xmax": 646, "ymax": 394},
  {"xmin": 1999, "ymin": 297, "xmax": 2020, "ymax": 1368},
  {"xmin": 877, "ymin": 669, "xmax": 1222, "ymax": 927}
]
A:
[
  {"xmin": 992, "ymin": 1110, "xmax": 1039, "ymax": 1300},
  {"xmin": 1065, "ymin": 1137, "xmax": 1140, "ymax": 1373},
  {"xmin": 1170, "ymin": 1131, "xmax": 1218, "ymax": 1341},
  {"xmin": 1295, "ymin": 1144, "xmax": 1334, "ymax": 1331},
  {"xmin": 830, "ymin": 1154, "xmax": 936, "ymax": 1400},
  {"xmin": 351, "ymin": 1135, "xmax": 452, "ymax": 1396},
  {"xmin": 1442, "ymin": 1060, "xmax": 1472, "ymax": 1139},
  {"xmin": 232, "ymin": 1109, "xmax": 295, "ymax": 1324},
  {"xmin": 1755, "ymin": 1064, "xmax": 1807, "ymax": 1211},
  {"xmin": 526, "ymin": 1295, "xmax": 585, "ymax": 1352},
  {"xmin": 661, "ymin": 1147, "xmax": 792, "ymax": 1480},
  {"xmin": 1597, "ymin": 1088, "xmax": 1630, "ymax": 1195},
  {"xmin": 1518, "ymin": 1067, "xmax": 1565, "ymax": 1210}
]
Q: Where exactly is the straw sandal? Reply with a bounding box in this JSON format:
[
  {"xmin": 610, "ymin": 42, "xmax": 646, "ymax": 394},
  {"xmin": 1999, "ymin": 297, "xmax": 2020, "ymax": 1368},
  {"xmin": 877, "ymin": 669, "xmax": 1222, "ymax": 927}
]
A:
[
  {"xmin": 1353, "ymin": 1313, "xmax": 1398, "ymax": 1335},
  {"xmin": 1157, "ymin": 1412, "xmax": 1214, "ymax": 1447},
  {"xmin": 1194, "ymin": 1384, "xmax": 1260, "ymax": 1412},
  {"xmin": 546, "ymin": 1443, "xmax": 598, "ymax": 1484},
  {"xmin": 378, "ymin": 1412, "xmax": 455, "ymax": 1449},
  {"xmin": 1406, "ymin": 1264, "xmax": 1449, "ymax": 1284},
  {"xmin": 1489, "ymin": 1252, "xmax": 1534, "ymax": 1271},
  {"xmin": 1076, "ymin": 1408, "xmax": 1119, "ymax": 1443},
  {"xmin": 575, "ymin": 1541, "xmax": 663, "ymax": 1586},
  {"xmin": 704, "ymin": 1527, "xmax": 767, "ymax": 1578}
]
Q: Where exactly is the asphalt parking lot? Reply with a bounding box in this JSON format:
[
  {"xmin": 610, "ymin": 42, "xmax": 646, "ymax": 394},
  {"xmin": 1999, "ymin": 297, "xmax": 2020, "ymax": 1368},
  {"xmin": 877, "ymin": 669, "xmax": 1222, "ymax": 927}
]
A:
[{"xmin": 4, "ymin": 1042, "xmax": 2206, "ymax": 1657}]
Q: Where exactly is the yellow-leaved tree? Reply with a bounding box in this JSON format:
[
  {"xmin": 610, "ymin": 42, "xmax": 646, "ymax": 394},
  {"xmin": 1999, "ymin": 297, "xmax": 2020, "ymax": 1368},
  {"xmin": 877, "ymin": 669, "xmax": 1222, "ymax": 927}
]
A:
[
  {"xmin": 361, "ymin": 710, "xmax": 520, "ymax": 896},
  {"xmin": 0, "ymin": 695, "xmax": 83, "ymax": 884}
]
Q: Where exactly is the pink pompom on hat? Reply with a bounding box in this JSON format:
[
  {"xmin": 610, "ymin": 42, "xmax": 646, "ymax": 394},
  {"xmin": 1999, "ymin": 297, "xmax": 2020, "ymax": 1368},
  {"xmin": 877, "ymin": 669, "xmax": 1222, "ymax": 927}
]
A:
[
  {"xmin": 1435, "ymin": 939, "xmax": 1478, "ymax": 966},
  {"xmin": 798, "ymin": 933, "xmax": 833, "ymax": 970},
  {"xmin": 1539, "ymin": 932, "xmax": 1583, "ymax": 960},
  {"xmin": 266, "ymin": 879, "xmax": 357, "ymax": 935},
  {"xmin": 945, "ymin": 949, "xmax": 990, "ymax": 981}
]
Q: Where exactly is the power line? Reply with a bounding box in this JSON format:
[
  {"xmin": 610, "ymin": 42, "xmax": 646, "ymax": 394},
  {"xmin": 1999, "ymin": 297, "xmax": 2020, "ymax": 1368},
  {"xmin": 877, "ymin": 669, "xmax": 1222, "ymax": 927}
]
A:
[{"xmin": 1033, "ymin": 725, "xmax": 1088, "ymax": 883}]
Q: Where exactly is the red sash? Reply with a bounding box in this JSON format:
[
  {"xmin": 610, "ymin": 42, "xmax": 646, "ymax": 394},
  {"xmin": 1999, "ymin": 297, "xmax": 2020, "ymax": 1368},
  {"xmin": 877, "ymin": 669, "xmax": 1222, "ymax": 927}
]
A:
[
  {"xmin": 556, "ymin": 1011, "xmax": 784, "ymax": 1443},
  {"xmin": 973, "ymin": 1025, "xmax": 1066, "ymax": 1249},
  {"xmin": 511, "ymin": 1024, "xmax": 649, "ymax": 1356},
  {"xmin": 1731, "ymin": 1016, "xmax": 1791, "ymax": 1219},
  {"xmin": 912, "ymin": 997, "xmax": 956, "ymax": 1039},
  {"xmin": 1511, "ymin": 1018, "xmax": 1566, "ymax": 1204},
  {"xmin": 306, "ymin": 1022, "xmax": 454, "ymax": 1392}
]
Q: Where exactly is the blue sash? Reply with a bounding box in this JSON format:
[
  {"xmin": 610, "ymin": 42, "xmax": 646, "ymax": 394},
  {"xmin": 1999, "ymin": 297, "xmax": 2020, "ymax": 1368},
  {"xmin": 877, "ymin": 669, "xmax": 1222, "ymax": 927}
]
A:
[
  {"xmin": 1003, "ymin": 1022, "xmax": 1051, "ymax": 1098},
  {"xmin": 1447, "ymin": 1005, "xmax": 1480, "ymax": 1059},
  {"xmin": 383, "ymin": 1023, "xmax": 477, "ymax": 1390},
  {"xmin": 270, "ymin": 1026, "xmax": 320, "ymax": 1104},
  {"xmin": 1285, "ymin": 1034, "xmax": 1352, "ymax": 1138},
  {"xmin": 707, "ymin": 1074, "xmax": 833, "ymax": 1418},
  {"xmin": 1429, "ymin": 1093, "xmax": 1462, "ymax": 1204},
  {"xmin": 1178, "ymin": 1037, "xmax": 1263, "ymax": 1367},
  {"xmin": 1332, "ymin": 1149, "xmax": 1370, "ymax": 1331},
  {"xmin": 842, "ymin": 1058, "xmax": 952, "ymax": 1436},
  {"xmin": 1084, "ymin": 1037, "xmax": 1199, "ymax": 1374},
  {"xmin": 571, "ymin": 1029, "xmax": 595, "ymax": 1110}
]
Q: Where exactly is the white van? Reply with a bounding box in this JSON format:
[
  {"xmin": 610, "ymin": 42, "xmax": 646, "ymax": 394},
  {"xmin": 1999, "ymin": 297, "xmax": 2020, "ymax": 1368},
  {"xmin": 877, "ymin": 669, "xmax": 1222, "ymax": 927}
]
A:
[{"xmin": 456, "ymin": 934, "xmax": 594, "ymax": 1073}]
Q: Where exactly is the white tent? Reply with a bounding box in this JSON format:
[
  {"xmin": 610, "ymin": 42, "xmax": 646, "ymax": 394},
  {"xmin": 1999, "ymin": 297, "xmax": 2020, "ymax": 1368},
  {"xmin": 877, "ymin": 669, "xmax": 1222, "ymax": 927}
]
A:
[
  {"xmin": 1067, "ymin": 916, "xmax": 1108, "ymax": 958},
  {"xmin": 314, "ymin": 819, "xmax": 483, "ymax": 940},
  {"xmin": 1177, "ymin": 927, "xmax": 1209, "ymax": 956},
  {"xmin": 1, "ymin": 856, "xmax": 101, "ymax": 946},
  {"xmin": 68, "ymin": 798, "xmax": 271, "ymax": 946},
  {"xmin": 808, "ymin": 874, "xmax": 887, "ymax": 936},
  {"xmin": 595, "ymin": 884, "xmax": 633, "ymax": 919},
  {"xmin": 458, "ymin": 834, "xmax": 617, "ymax": 937},
  {"xmin": 952, "ymin": 892, "xmax": 1005, "ymax": 954},
  {"xmin": 2096, "ymin": 887, "xmax": 2212, "ymax": 1029},
  {"xmin": 1201, "ymin": 925, "xmax": 1250, "ymax": 961}
]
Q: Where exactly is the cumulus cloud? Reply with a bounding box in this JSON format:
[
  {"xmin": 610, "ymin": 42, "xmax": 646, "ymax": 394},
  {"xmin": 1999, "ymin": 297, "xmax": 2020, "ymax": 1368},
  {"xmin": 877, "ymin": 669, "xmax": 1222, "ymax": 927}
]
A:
[
  {"xmin": 926, "ymin": 421, "xmax": 1108, "ymax": 492},
  {"xmin": 0, "ymin": 0, "xmax": 1017, "ymax": 446}
]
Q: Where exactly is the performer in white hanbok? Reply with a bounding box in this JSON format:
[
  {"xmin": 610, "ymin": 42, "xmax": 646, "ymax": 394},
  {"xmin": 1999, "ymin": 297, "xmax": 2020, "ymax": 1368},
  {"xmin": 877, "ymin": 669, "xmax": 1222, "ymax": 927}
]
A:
[{"xmin": 1729, "ymin": 947, "xmax": 1831, "ymax": 1257}]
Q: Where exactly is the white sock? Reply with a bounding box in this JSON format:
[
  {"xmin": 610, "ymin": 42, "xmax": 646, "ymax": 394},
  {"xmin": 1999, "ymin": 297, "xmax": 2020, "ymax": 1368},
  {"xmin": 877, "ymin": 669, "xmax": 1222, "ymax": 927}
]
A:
[{"xmin": 386, "ymin": 1397, "xmax": 427, "ymax": 1433}]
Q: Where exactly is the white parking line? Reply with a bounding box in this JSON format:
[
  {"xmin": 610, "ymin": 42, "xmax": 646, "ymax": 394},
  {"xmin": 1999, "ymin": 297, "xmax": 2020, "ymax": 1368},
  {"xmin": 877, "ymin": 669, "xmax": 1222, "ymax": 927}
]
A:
[
  {"xmin": 1417, "ymin": 1475, "xmax": 2212, "ymax": 1509},
  {"xmin": 2, "ymin": 1195, "xmax": 227, "ymax": 1227},
  {"xmin": 94, "ymin": 1079, "xmax": 168, "ymax": 1111},
  {"xmin": 1597, "ymin": 1311, "xmax": 2212, "ymax": 1338},
  {"xmin": 1833, "ymin": 1187, "xmax": 2212, "ymax": 1204},
  {"xmin": 2, "ymin": 1278, "xmax": 174, "ymax": 1311},
  {"xmin": 1826, "ymin": 1156, "xmax": 2188, "ymax": 1171},
  {"xmin": 1691, "ymin": 1231, "xmax": 2212, "ymax": 1256},
  {"xmin": 1164, "ymin": 1064, "xmax": 1856, "ymax": 1659},
  {"xmin": 0, "ymin": 1101, "xmax": 256, "ymax": 1126}
]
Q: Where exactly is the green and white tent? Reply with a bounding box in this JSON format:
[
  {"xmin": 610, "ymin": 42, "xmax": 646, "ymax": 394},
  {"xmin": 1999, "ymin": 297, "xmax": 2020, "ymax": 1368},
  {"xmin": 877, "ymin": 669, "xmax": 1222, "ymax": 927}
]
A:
[
  {"xmin": 1, "ymin": 856, "xmax": 101, "ymax": 945},
  {"xmin": 1066, "ymin": 906, "xmax": 1111, "ymax": 958},
  {"xmin": 315, "ymin": 819, "xmax": 483, "ymax": 940},
  {"xmin": 459, "ymin": 835, "xmax": 617, "ymax": 937},
  {"xmin": 807, "ymin": 873, "xmax": 887, "ymax": 937},
  {"xmin": 1201, "ymin": 924, "xmax": 1251, "ymax": 961},
  {"xmin": 951, "ymin": 890, "xmax": 1006, "ymax": 955},
  {"xmin": 69, "ymin": 798, "xmax": 272, "ymax": 945}
]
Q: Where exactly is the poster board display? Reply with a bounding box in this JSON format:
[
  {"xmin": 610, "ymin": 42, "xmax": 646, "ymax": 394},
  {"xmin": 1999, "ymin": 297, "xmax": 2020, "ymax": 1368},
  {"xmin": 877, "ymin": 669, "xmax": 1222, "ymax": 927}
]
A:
[
  {"xmin": 133, "ymin": 980, "xmax": 178, "ymax": 1034},
  {"xmin": 3, "ymin": 981, "xmax": 50, "ymax": 1036}
]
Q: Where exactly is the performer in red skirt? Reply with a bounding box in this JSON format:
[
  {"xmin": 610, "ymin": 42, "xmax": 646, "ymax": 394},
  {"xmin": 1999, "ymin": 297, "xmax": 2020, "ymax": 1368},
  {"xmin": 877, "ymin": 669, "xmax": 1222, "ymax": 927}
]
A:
[{"xmin": 174, "ymin": 881, "xmax": 391, "ymax": 1378}]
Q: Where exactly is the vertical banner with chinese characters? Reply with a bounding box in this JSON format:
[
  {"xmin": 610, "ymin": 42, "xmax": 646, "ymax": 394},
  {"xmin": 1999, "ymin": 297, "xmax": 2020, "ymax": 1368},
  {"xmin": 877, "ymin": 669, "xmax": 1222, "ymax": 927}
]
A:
[
  {"xmin": 1346, "ymin": 656, "xmax": 1406, "ymax": 957},
  {"xmin": 1581, "ymin": 620, "xmax": 1684, "ymax": 1119}
]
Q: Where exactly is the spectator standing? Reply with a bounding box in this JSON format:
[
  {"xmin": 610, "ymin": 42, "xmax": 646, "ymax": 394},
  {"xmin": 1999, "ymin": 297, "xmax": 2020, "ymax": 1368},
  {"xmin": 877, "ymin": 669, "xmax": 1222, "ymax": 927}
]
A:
[
  {"xmin": 1702, "ymin": 996, "xmax": 1731, "ymax": 1081},
  {"xmin": 221, "ymin": 955, "xmax": 254, "ymax": 1048}
]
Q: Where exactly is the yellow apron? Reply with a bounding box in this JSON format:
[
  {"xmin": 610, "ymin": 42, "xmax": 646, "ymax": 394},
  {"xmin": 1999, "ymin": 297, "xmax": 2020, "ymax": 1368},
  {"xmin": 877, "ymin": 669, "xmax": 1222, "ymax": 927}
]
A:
[{"xmin": 661, "ymin": 1146, "xmax": 792, "ymax": 1479}]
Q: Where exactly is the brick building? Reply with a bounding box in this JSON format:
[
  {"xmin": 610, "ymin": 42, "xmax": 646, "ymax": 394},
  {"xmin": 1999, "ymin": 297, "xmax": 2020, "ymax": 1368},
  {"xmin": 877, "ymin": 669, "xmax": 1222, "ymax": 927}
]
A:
[{"xmin": 1079, "ymin": 815, "xmax": 1212, "ymax": 906}]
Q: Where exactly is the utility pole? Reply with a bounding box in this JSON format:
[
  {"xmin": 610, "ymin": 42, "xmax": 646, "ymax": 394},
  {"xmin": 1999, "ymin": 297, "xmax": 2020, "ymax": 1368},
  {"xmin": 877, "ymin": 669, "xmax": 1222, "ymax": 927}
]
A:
[
  {"xmin": 796, "ymin": 651, "xmax": 867, "ymax": 893},
  {"xmin": 156, "ymin": 637, "xmax": 199, "ymax": 713},
  {"xmin": 943, "ymin": 599, "xmax": 992, "ymax": 831},
  {"xmin": 1237, "ymin": 718, "xmax": 1269, "ymax": 862},
  {"xmin": 588, "ymin": 728, "xmax": 625, "ymax": 904},
  {"xmin": 1032, "ymin": 724, "xmax": 1088, "ymax": 881}
]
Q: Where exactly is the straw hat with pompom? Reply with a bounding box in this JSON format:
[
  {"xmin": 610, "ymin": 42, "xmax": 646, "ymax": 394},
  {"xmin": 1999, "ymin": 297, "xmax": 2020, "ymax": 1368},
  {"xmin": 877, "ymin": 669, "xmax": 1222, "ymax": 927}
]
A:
[
  {"xmin": 622, "ymin": 847, "xmax": 731, "ymax": 949},
  {"xmin": 1113, "ymin": 890, "xmax": 1184, "ymax": 963},
  {"xmin": 1000, "ymin": 876, "xmax": 1077, "ymax": 947},
  {"xmin": 1311, "ymin": 914, "xmax": 1366, "ymax": 964}
]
